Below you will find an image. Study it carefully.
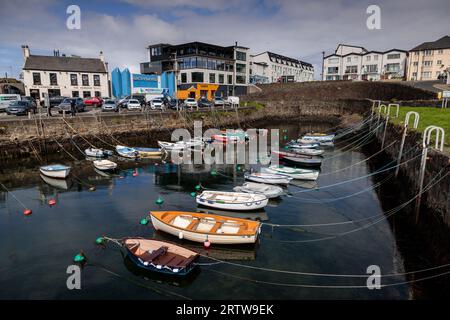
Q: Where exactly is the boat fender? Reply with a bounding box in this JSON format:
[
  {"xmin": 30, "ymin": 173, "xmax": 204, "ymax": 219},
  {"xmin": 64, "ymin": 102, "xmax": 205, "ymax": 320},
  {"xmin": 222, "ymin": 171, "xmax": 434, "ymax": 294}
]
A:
[
  {"xmin": 245, "ymin": 202, "xmax": 252, "ymax": 206},
  {"xmin": 179, "ymin": 232, "xmax": 183, "ymax": 239},
  {"xmin": 204, "ymin": 239, "xmax": 211, "ymax": 249},
  {"xmin": 140, "ymin": 218, "xmax": 149, "ymax": 225},
  {"xmin": 23, "ymin": 209, "xmax": 32, "ymax": 216},
  {"xmin": 173, "ymin": 268, "xmax": 179, "ymax": 273},
  {"xmin": 156, "ymin": 265, "xmax": 162, "ymax": 269},
  {"xmin": 254, "ymin": 201, "xmax": 261, "ymax": 205},
  {"xmin": 48, "ymin": 199, "xmax": 56, "ymax": 206}
]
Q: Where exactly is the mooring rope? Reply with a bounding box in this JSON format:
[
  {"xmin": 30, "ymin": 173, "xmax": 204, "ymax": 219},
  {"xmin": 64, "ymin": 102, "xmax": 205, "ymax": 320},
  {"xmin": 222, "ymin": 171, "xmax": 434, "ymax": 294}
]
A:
[{"xmin": 0, "ymin": 181, "xmax": 29, "ymax": 210}]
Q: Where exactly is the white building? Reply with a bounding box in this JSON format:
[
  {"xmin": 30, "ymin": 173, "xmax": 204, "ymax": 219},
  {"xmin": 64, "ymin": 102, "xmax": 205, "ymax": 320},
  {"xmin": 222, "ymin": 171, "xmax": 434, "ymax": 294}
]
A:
[
  {"xmin": 22, "ymin": 45, "xmax": 109, "ymax": 101},
  {"xmin": 323, "ymin": 44, "xmax": 408, "ymax": 81},
  {"xmin": 250, "ymin": 51, "xmax": 314, "ymax": 84}
]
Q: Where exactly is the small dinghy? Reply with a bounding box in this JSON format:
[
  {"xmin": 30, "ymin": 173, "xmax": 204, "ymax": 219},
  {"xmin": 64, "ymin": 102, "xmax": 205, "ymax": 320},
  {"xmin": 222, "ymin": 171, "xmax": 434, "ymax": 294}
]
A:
[
  {"xmin": 244, "ymin": 172, "xmax": 292, "ymax": 185},
  {"xmin": 196, "ymin": 190, "xmax": 268, "ymax": 211},
  {"xmin": 85, "ymin": 148, "xmax": 107, "ymax": 158},
  {"xmin": 263, "ymin": 165, "xmax": 319, "ymax": 181},
  {"xmin": 287, "ymin": 148, "xmax": 324, "ymax": 156},
  {"xmin": 135, "ymin": 147, "xmax": 163, "ymax": 157},
  {"xmin": 233, "ymin": 182, "xmax": 284, "ymax": 199},
  {"xmin": 288, "ymin": 142, "xmax": 320, "ymax": 149},
  {"xmin": 302, "ymin": 133, "xmax": 335, "ymax": 142},
  {"xmin": 272, "ymin": 150, "xmax": 323, "ymax": 167},
  {"xmin": 211, "ymin": 134, "xmax": 239, "ymax": 143},
  {"xmin": 93, "ymin": 159, "xmax": 117, "ymax": 171},
  {"xmin": 116, "ymin": 145, "xmax": 139, "ymax": 158},
  {"xmin": 123, "ymin": 238, "xmax": 199, "ymax": 276},
  {"xmin": 39, "ymin": 164, "xmax": 71, "ymax": 179},
  {"xmin": 158, "ymin": 140, "xmax": 203, "ymax": 151},
  {"xmin": 149, "ymin": 211, "xmax": 261, "ymax": 245}
]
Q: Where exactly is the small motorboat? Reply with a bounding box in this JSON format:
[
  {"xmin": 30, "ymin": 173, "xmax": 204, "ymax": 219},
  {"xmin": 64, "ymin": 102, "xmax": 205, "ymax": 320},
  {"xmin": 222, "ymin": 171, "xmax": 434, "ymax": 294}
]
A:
[
  {"xmin": 287, "ymin": 148, "xmax": 324, "ymax": 156},
  {"xmin": 211, "ymin": 134, "xmax": 239, "ymax": 144},
  {"xmin": 93, "ymin": 159, "xmax": 117, "ymax": 171},
  {"xmin": 233, "ymin": 182, "xmax": 284, "ymax": 199},
  {"xmin": 123, "ymin": 238, "xmax": 199, "ymax": 276},
  {"xmin": 135, "ymin": 147, "xmax": 164, "ymax": 157},
  {"xmin": 196, "ymin": 190, "xmax": 268, "ymax": 211},
  {"xmin": 244, "ymin": 172, "xmax": 292, "ymax": 185},
  {"xmin": 302, "ymin": 133, "xmax": 335, "ymax": 142},
  {"xmin": 39, "ymin": 164, "xmax": 71, "ymax": 179},
  {"xmin": 85, "ymin": 148, "xmax": 107, "ymax": 158},
  {"xmin": 150, "ymin": 211, "xmax": 261, "ymax": 245},
  {"xmin": 263, "ymin": 165, "xmax": 319, "ymax": 181},
  {"xmin": 281, "ymin": 156, "xmax": 322, "ymax": 167},
  {"xmin": 116, "ymin": 145, "xmax": 139, "ymax": 158}
]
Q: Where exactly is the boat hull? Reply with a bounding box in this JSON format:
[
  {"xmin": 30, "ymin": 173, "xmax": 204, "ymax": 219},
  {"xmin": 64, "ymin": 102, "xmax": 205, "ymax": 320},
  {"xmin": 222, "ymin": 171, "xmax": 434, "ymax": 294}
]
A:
[
  {"xmin": 196, "ymin": 195, "xmax": 268, "ymax": 211},
  {"xmin": 244, "ymin": 173, "xmax": 292, "ymax": 185},
  {"xmin": 39, "ymin": 167, "xmax": 70, "ymax": 179},
  {"xmin": 264, "ymin": 167, "xmax": 319, "ymax": 181}
]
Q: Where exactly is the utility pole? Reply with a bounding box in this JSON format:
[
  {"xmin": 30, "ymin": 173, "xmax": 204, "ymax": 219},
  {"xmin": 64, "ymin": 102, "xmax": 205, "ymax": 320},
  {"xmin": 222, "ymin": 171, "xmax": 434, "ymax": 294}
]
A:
[
  {"xmin": 174, "ymin": 52, "xmax": 179, "ymax": 112},
  {"xmin": 321, "ymin": 51, "xmax": 325, "ymax": 81}
]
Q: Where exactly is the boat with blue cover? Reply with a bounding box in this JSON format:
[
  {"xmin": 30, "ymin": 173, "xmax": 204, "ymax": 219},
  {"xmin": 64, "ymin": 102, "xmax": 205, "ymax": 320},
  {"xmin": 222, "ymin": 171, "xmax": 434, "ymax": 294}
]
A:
[{"xmin": 116, "ymin": 145, "xmax": 139, "ymax": 158}]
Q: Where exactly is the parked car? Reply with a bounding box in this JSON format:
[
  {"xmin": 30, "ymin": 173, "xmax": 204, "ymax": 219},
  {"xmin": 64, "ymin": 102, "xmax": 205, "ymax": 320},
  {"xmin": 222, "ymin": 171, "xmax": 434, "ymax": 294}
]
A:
[
  {"xmin": 184, "ymin": 98, "xmax": 198, "ymax": 110},
  {"xmin": 102, "ymin": 99, "xmax": 118, "ymax": 112},
  {"xmin": 84, "ymin": 96, "xmax": 103, "ymax": 107},
  {"xmin": 6, "ymin": 100, "xmax": 37, "ymax": 116},
  {"xmin": 21, "ymin": 96, "xmax": 36, "ymax": 105},
  {"xmin": 150, "ymin": 98, "xmax": 164, "ymax": 110},
  {"xmin": 131, "ymin": 94, "xmax": 146, "ymax": 106},
  {"xmin": 118, "ymin": 98, "xmax": 129, "ymax": 108},
  {"xmin": 126, "ymin": 99, "xmax": 142, "ymax": 111},
  {"xmin": 57, "ymin": 98, "xmax": 85, "ymax": 114},
  {"xmin": 166, "ymin": 98, "xmax": 182, "ymax": 110},
  {"xmin": 198, "ymin": 97, "xmax": 212, "ymax": 108},
  {"xmin": 0, "ymin": 94, "xmax": 21, "ymax": 112},
  {"xmin": 214, "ymin": 97, "xmax": 226, "ymax": 108}
]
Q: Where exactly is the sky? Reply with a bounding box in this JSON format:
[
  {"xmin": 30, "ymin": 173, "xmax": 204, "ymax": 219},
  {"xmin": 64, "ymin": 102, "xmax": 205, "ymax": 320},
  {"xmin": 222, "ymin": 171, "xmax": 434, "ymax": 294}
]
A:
[{"xmin": 0, "ymin": 0, "xmax": 449, "ymax": 79}]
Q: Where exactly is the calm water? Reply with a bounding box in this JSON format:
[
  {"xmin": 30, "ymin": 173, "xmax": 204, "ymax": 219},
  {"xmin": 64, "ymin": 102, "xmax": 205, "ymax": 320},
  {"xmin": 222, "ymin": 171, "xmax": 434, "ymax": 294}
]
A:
[{"xmin": 0, "ymin": 123, "xmax": 413, "ymax": 299}]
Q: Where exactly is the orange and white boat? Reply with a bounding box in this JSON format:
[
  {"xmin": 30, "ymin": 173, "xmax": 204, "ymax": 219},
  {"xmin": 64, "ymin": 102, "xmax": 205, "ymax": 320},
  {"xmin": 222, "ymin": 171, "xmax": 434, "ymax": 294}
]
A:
[{"xmin": 149, "ymin": 211, "xmax": 261, "ymax": 245}]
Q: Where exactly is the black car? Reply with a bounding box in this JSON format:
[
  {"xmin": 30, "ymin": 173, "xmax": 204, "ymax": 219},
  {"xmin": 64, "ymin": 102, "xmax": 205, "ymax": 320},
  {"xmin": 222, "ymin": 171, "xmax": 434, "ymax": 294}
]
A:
[
  {"xmin": 6, "ymin": 100, "xmax": 37, "ymax": 115},
  {"xmin": 21, "ymin": 96, "xmax": 37, "ymax": 107},
  {"xmin": 165, "ymin": 97, "xmax": 182, "ymax": 110},
  {"xmin": 57, "ymin": 98, "xmax": 85, "ymax": 114},
  {"xmin": 197, "ymin": 97, "xmax": 212, "ymax": 108}
]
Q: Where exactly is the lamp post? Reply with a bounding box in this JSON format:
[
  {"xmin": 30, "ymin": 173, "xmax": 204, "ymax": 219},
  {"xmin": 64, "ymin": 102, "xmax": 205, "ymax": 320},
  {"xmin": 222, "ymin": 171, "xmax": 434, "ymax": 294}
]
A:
[{"xmin": 321, "ymin": 51, "xmax": 325, "ymax": 81}]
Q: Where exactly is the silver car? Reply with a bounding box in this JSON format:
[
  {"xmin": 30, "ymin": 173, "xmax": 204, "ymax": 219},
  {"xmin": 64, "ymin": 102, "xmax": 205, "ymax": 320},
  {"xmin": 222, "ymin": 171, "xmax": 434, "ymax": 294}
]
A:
[{"xmin": 102, "ymin": 99, "xmax": 118, "ymax": 112}]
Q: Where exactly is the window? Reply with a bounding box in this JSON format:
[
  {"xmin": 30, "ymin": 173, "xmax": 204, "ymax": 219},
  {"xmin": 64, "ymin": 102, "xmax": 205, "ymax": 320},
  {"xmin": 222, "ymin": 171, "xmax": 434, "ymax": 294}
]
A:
[
  {"xmin": 218, "ymin": 74, "xmax": 224, "ymax": 84},
  {"xmin": 72, "ymin": 91, "xmax": 79, "ymax": 97},
  {"xmin": 82, "ymin": 74, "xmax": 89, "ymax": 86},
  {"xmin": 346, "ymin": 57, "xmax": 351, "ymax": 62},
  {"xmin": 236, "ymin": 51, "xmax": 246, "ymax": 61},
  {"xmin": 387, "ymin": 53, "xmax": 400, "ymax": 59},
  {"xmin": 412, "ymin": 72, "xmax": 417, "ymax": 78},
  {"xmin": 191, "ymin": 72, "xmax": 204, "ymax": 83},
  {"xmin": 437, "ymin": 49, "xmax": 443, "ymax": 54},
  {"xmin": 423, "ymin": 61, "xmax": 433, "ymax": 67},
  {"xmin": 421, "ymin": 71, "xmax": 431, "ymax": 78},
  {"xmin": 374, "ymin": 55, "xmax": 378, "ymax": 61},
  {"xmin": 424, "ymin": 50, "xmax": 432, "ymax": 56},
  {"xmin": 327, "ymin": 67, "xmax": 338, "ymax": 74},
  {"xmin": 437, "ymin": 60, "xmax": 443, "ymax": 65},
  {"xmin": 353, "ymin": 56, "xmax": 358, "ymax": 62},
  {"xmin": 236, "ymin": 75, "xmax": 246, "ymax": 84},
  {"xmin": 366, "ymin": 56, "xmax": 371, "ymax": 61},
  {"xmin": 414, "ymin": 52, "xmax": 419, "ymax": 55},
  {"xmin": 413, "ymin": 62, "xmax": 418, "ymax": 66},
  {"xmin": 236, "ymin": 63, "xmax": 246, "ymax": 73},
  {"xmin": 181, "ymin": 73, "xmax": 187, "ymax": 83},
  {"xmin": 150, "ymin": 47, "xmax": 162, "ymax": 56},
  {"xmin": 70, "ymin": 74, "xmax": 78, "ymax": 86},
  {"xmin": 83, "ymin": 91, "xmax": 91, "ymax": 98},
  {"xmin": 365, "ymin": 65, "xmax": 378, "ymax": 73},
  {"xmin": 32, "ymin": 72, "xmax": 41, "ymax": 85},
  {"xmin": 386, "ymin": 63, "xmax": 400, "ymax": 72},
  {"xmin": 93, "ymin": 75, "xmax": 100, "ymax": 86},
  {"xmin": 94, "ymin": 91, "xmax": 101, "ymax": 97},
  {"xmin": 49, "ymin": 73, "xmax": 58, "ymax": 85},
  {"xmin": 227, "ymin": 74, "xmax": 233, "ymax": 84},
  {"xmin": 328, "ymin": 58, "xmax": 339, "ymax": 64},
  {"xmin": 345, "ymin": 66, "xmax": 358, "ymax": 74},
  {"xmin": 209, "ymin": 73, "xmax": 215, "ymax": 83}
]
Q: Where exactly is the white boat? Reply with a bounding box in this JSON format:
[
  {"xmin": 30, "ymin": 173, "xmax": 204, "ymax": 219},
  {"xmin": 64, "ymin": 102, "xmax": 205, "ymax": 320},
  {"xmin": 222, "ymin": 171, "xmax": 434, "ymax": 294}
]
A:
[
  {"xmin": 116, "ymin": 145, "xmax": 139, "ymax": 158},
  {"xmin": 233, "ymin": 182, "xmax": 284, "ymax": 199},
  {"xmin": 158, "ymin": 140, "xmax": 203, "ymax": 151},
  {"xmin": 263, "ymin": 165, "xmax": 319, "ymax": 181},
  {"xmin": 196, "ymin": 190, "xmax": 268, "ymax": 211},
  {"xmin": 39, "ymin": 164, "xmax": 71, "ymax": 179},
  {"xmin": 244, "ymin": 172, "xmax": 292, "ymax": 185},
  {"xmin": 150, "ymin": 211, "xmax": 261, "ymax": 245},
  {"xmin": 288, "ymin": 142, "xmax": 320, "ymax": 149},
  {"xmin": 302, "ymin": 133, "xmax": 335, "ymax": 142},
  {"xmin": 85, "ymin": 148, "xmax": 107, "ymax": 158},
  {"xmin": 93, "ymin": 159, "xmax": 117, "ymax": 171},
  {"xmin": 287, "ymin": 148, "xmax": 325, "ymax": 156}
]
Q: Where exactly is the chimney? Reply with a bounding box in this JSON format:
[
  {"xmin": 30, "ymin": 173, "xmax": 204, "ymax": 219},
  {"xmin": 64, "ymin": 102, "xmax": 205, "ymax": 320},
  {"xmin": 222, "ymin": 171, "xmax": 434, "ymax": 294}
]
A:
[
  {"xmin": 99, "ymin": 51, "xmax": 104, "ymax": 62},
  {"xmin": 21, "ymin": 45, "xmax": 30, "ymax": 60}
]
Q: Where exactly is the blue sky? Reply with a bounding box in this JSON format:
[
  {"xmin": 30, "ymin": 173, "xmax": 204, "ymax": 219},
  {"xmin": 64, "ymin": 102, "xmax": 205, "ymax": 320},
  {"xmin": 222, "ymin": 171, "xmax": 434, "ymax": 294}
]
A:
[{"xmin": 0, "ymin": 0, "xmax": 449, "ymax": 79}]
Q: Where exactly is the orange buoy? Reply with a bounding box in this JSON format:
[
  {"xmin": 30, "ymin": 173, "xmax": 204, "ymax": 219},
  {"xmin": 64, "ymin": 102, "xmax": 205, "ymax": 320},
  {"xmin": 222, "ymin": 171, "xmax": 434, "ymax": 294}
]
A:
[
  {"xmin": 48, "ymin": 199, "xmax": 56, "ymax": 206},
  {"xmin": 23, "ymin": 209, "xmax": 32, "ymax": 216}
]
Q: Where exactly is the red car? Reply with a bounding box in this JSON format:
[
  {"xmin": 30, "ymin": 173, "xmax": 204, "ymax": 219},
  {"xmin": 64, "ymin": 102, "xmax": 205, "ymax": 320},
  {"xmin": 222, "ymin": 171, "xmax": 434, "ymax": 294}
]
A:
[{"xmin": 84, "ymin": 96, "xmax": 103, "ymax": 107}]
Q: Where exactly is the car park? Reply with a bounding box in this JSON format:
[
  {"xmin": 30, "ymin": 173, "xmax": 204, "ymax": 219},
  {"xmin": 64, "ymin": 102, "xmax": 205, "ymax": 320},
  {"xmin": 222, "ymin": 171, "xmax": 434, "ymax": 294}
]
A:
[
  {"xmin": 126, "ymin": 99, "xmax": 142, "ymax": 111},
  {"xmin": 184, "ymin": 98, "xmax": 198, "ymax": 110},
  {"xmin": 0, "ymin": 94, "xmax": 21, "ymax": 112},
  {"xmin": 57, "ymin": 98, "xmax": 85, "ymax": 114},
  {"xmin": 6, "ymin": 100, "xmax": 37, "ymax": 116},
  {"xmin": 84, "ymin": 96, "xmax": 103, "ymax": 107},
  {"xmin": 102, "ymin": 99, "xmax": 119, "ymax": 112}
]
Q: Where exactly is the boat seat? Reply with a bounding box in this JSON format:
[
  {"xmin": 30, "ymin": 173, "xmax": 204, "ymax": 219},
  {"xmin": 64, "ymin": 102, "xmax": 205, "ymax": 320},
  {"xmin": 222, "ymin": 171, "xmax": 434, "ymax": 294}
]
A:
[
  {"xmin": 176, "ymin": 255, "xmax": 197, "ymax": 268},
  {"xmin": 166, "ymin": 256, "xmax": 185, "ymax": 267},
  {"xmin": 185, "ymin": 219, "xmax": 200, "ymax": 230},
  {"xmin": 156, "ymin": 254, "xmax": 177, "ymax": 266},
  {"xmin": 237, "ymin": 224, "xmax": 247, "ymax": 234},
  {"xmin": 140, "ymin": 246, "xmax": 168, "ymax": 262},
  {"xmin": 209, "ymin": 221, "xmax": 223, "ymax": 234}
]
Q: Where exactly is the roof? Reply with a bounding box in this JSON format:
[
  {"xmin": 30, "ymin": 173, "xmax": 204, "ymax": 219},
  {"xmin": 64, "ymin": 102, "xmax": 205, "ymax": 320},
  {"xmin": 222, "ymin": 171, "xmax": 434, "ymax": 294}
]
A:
[
  {"xmin": 23, "ymin": 55, "xmax": 107, "ymax": 73},
  {"xmin": 324, "ymin": 48, "xmax": 407, "ymax": 59},
  {"xmin": 335, "ymin": 44, "xmax": 368, "ymax": 53},
  {"xmin": 410, "ymin": 36, "xmax": 450, "ymax": 51},
  {"xmin": 255, "ymin": 51, "xmax": 313, "ymax": 68},
  {"xmin": 147, "ymin": 41, "xmax": 249, "ymax": 50}
]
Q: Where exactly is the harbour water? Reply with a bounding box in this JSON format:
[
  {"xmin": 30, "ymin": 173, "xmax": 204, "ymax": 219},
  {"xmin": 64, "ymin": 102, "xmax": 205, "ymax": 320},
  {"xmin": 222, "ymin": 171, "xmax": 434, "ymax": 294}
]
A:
[{"xmin": 0, "ymin": 122, "xmax": 438, "ymax": 299}]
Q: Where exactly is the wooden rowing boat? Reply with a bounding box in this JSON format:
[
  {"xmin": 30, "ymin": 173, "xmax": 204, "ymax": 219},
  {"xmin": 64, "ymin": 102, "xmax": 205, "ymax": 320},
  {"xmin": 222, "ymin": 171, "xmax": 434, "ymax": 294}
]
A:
[
  {"xmin": 134, "ymin": 147, "xmax": 163, "ymax": 157},
  {"xmin": 93, "ymin": 159, "xmax": 117, "ymax": 171},
  {"xmin": 244, "ymin": 172, "xmax": 292, "ymax": 185},
  {"xmin": 272, "ymin": 150, "xmax": 323, "ymax": 167},
  {"xmin": 196, "ymin": 190, "xmax": 268, "ymax": 211},
  {"xmin": 39, "ymin": 164, "xmax": 71, "ymax": 179},
  {"xmin": 233, "ymin": 182, "xmax": 284, "ymax": 199},
  {"xmin": 123, "ymin": 238, "xmax": 199, "ymax": 276},
  {"xmin": 263, "ymin": 165, "xmax": 319, "ymax": 181},
  {"xmin": 149, "ymin": 211, "xmax": 261, "ymax": 244}
]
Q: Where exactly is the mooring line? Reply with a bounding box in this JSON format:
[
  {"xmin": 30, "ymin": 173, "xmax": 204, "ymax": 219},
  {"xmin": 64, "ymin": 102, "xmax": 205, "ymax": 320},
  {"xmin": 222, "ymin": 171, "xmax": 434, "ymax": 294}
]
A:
[{"xmin": 0, "ymin": 181, "xmax": 29, "ymax": 210}]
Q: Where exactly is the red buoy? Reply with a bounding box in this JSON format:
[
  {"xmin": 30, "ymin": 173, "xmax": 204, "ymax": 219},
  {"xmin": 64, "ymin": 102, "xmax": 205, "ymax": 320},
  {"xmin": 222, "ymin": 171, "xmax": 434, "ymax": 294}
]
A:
[
  {"xmin": 48, "ymin": 199, "xmax": 56, "ymax": 206},
  {"xmin": 23, "ymin": 209, "xmax": 32, "ymax": 216},
  {"xmin": 132, "ymin": 171, "xmax": 138, "ymax": 177},
  {"xmin": 204, "ymin": 240, "xmax": 211, "ymax": 249}
]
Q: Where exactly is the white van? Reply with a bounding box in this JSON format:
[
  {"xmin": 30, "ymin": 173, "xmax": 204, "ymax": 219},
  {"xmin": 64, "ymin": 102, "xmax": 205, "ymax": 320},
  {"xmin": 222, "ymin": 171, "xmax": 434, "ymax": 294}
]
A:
[
  {"xmin": 226, "ymin": 96, "xmax": 240, "ymax": 107},
  {"xmin": 0, "ymin": 94, "xmax": 21, "ymax": 112}
]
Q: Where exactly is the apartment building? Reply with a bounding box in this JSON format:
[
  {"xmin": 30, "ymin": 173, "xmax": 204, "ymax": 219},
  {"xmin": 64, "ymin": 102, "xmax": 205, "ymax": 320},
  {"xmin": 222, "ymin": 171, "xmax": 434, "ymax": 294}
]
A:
[
  {"xmin": 21, "ymin": 45, "xmax": 109, "ymax": 101},
  {"xmin": 141, "ymin": 42, "xmax": 249, "ymax": 99},
  {"xmin": 407, "ymin": 35, "xmax": 450, "ymax": 81},
  {"xmin": 323, "ymin": 44, "xmax": 408, "ymax": 81},
  {"xmin": 250, "ymin": 51, "xmax": 314, "ymax": 84}
]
